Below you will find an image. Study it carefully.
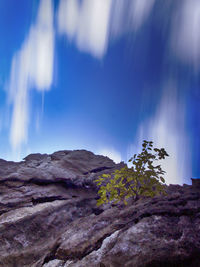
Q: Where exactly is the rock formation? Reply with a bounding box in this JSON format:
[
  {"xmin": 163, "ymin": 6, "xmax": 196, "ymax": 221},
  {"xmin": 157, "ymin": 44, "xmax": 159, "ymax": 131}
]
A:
[{"xmin": 0, "ymin": 149, "xmax": 200, "ymax": 267}]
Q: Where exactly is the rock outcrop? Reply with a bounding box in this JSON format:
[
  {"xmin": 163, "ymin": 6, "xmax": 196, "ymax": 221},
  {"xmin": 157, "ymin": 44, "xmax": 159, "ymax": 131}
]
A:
[{"xmin": 0, "ymin": 149, "xmax": 200, "ymax": 267}]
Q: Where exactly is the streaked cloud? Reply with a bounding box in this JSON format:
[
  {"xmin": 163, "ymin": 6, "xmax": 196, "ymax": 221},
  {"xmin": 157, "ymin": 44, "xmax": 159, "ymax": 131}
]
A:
[
  {"xmin": 7, "ymin": 0, "xmax": 54, "ymax": 151},
  {"xmin": 57, "ymin": 0, "xmax": 79, "ymax": 40},
  {"xmin": 129, "ymin": 0, "xmax": 156, "ymax": 31},
  {"xmin": 57, "ymin": 0, "xmax": 155, "ymax": 58},
  {"xmin": 171, "ymin": 0, "xmax": 200, "ymax": 71},
  {"xmin": 57, "ymin": 0, "xmax": 200, "ymax": 73},
  {"xmin": 127, "ymin": 83, "xmax": 191, "ymax": 185},
  {"xmin": 58, "ymin": 0, "xmax": 112, "ymax": 58},
  {"xmin": 97, "ymin": 147, "xmax": 122, "ymax": 164}
]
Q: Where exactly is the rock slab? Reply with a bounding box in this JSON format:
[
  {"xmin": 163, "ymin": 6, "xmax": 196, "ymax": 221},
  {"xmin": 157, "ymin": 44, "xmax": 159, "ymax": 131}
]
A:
[{"xmin": 0, "ymin": 149, "xmax": 199, "ymax": 267}]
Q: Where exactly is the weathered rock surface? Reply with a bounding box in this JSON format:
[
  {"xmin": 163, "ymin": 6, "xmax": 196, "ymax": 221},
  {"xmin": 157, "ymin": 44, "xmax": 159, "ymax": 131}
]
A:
[{"xmin": 0, "ymin": 149, "xmax": 200, "ymax": 267}]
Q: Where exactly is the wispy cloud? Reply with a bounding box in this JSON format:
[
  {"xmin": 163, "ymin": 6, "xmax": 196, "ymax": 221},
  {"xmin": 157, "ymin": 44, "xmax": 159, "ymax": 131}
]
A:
[
  {"xmin": 170, "ymin": 0, "xmax": 200, "ymax": 72},
  {"xmin": 57, "ymin": 0, "xmax": 155, "ymax": 58},
  {"xmin": 57, "ymin": 0, "xmax": 200, "ymax": 72},
  {"xmin": 112, "ymin": 0, "xmax": 155, "ymax": 34},
  {"xmin": 58, "ymin": 0, "xmax": 112, "ymax": 58},
  {"xmin": 127, "ymin": 83, "xmax": 191, "ymax": 185},
  {"xmin": 97, "ymin": 147, "xmax": 122, "ymax": 163},
  {"xmin": 8, "ymin": 0, "xmax": 54, "ymax": 152},
  {"xmin": 130, "ymin": 0, "xmax": 155, "ymax": 31}
]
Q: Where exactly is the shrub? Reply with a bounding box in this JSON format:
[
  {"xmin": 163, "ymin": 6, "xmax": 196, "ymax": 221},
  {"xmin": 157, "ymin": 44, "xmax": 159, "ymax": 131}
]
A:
[{"xmin": 95, "ymin": 140, "xmax": 169, "ymax": 206}]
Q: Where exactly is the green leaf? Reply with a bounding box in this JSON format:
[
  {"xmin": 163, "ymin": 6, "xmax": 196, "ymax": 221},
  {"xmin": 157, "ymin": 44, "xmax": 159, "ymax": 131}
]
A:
[
  {"xmin": 95, "ymin": 140, "xmax": 169, "ymax": 207},
  {"xmin": 124, "ymin": 200, "xmax": 128, "ymax": 205},
  {"xmin": 102, "ymin": 174, "xmax": 110, "ymax": 178},
  {"xmin": 160, "ymin": 177, "xmax": 165, "ymax": 183}
]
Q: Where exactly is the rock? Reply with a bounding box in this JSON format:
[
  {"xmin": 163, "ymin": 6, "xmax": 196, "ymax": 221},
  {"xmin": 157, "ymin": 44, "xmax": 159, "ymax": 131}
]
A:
[
  {"xmin": 43, "ymin": 259, "xmax": 65, "ymax": 267},
  {"xmin": 191, "ymin": 178, "xmax": 200, "ymax": 188},
  {"xmin": 0, "ymin": 149, "xmax": 200, "ymax": 266}
]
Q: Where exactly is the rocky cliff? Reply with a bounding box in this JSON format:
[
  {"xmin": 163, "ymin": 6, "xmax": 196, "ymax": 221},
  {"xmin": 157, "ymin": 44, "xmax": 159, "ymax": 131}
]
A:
[{"xmin": 0, "ymin": 150, "xmax": 200, "ymax": 267}]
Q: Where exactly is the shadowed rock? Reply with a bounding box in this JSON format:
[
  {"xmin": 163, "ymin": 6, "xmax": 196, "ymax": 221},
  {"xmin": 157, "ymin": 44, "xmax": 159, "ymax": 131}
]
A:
[{"xmin": 0, "ymin": 150, "xmax": 199, "ymax": 267}]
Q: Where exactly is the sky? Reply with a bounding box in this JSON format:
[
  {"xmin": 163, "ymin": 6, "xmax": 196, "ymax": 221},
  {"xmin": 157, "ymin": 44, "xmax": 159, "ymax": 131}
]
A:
[{"xmin": 0, "ymin": 0, "xmax": 199, "ymax": 185}]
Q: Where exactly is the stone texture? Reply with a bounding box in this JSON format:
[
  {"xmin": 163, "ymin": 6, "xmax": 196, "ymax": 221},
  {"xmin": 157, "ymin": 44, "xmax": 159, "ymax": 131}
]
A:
[
  {"xmin": 43, "ymin": 259, "xmax": 65, "ymax": 267},
  {"xmin": 0, "ymin": 149, "xmax": 200, "ymax": 267}
]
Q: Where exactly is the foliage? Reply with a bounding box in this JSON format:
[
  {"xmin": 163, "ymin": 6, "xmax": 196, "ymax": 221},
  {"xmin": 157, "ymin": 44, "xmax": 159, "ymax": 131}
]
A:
[{"xmin": 95, "ymin": 140, "xmax": 169, "ymax": 206}]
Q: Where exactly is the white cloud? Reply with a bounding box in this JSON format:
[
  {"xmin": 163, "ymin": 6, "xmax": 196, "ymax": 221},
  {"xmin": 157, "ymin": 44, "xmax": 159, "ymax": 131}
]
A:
[
  {"xmin": 57, "ymin": 0, "xmax": 79, "ymax": 40},
  {"xmin": 58, "ymin": 0, "xmax": 112, "ymax": 58},
  {"xmin": 171, "ymin": 0, "xmax": 200, "ymax": 71},
  {"xmin": 57, "ymin": 0, "xmax": 155, "ymax": 58},
  {"xmin": 97, "ymin": 147, "xmax": 122, "ymax": 163},
  {"xmin": 127, "ymin": 83, "xmax": 191, "ymax": 185},
  {"xmin": 130, "ymin": 0, "xmax": 155, "ymax": 31},
  {"xmin": 57, "ymin": 0, "xmax": 200, "ymax": 70},
  {"xmin": 8, "ymin": 0, "xmax": 54, "ymax": 151},
  {"xmin": 77, "ymin": 0, "xmax": 112, "ymax": 57}
]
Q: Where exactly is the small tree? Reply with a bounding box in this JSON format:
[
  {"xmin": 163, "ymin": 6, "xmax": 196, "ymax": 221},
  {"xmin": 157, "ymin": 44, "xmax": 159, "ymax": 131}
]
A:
[{"xmin": 95, "ymin": 140, "xmax": 169, "ymax": 206}]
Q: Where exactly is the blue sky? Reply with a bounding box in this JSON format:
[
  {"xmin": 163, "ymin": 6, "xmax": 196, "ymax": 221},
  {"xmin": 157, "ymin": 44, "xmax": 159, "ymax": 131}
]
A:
[{"xmin": 0, "ymin": 0, "xmax": 199, "ymax": 185}]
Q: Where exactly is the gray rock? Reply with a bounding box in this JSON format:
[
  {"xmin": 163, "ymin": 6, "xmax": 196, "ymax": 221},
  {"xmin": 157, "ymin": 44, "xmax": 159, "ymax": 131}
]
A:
[
  {"xmin": 43, "ymin": 259, "xmax": 65, "ymax": 267},
  {"xmin": 0, "ymin": 149, "xmax": 199, "ymax": 266}
]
